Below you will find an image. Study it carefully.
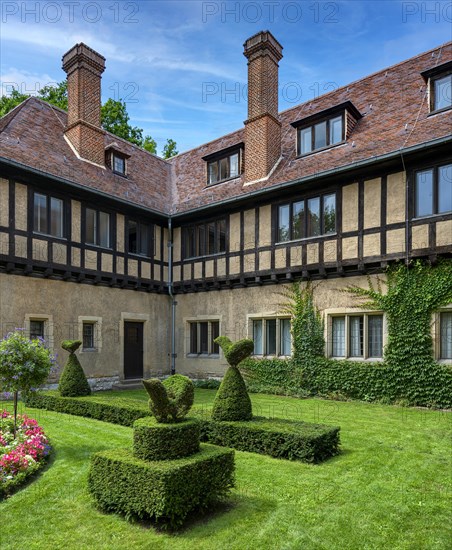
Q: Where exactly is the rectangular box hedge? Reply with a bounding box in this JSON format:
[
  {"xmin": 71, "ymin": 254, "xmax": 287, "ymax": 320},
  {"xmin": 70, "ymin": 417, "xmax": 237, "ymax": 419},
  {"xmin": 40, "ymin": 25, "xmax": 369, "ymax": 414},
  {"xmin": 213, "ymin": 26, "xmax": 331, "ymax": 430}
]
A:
[
  {"xmin": 24, "ymin": 391, "xmax": 340, "ymax": 462},
  {"xmin": 193, "ymin": 413, "xmax": 340, "ymax": 463},
  {"xmin": 23, "ymin": 390, "xmax": 150, "ymax": 426},
  {"xmin": 88, "ymin": 444, "xmax": 235, "ymax": 528}
]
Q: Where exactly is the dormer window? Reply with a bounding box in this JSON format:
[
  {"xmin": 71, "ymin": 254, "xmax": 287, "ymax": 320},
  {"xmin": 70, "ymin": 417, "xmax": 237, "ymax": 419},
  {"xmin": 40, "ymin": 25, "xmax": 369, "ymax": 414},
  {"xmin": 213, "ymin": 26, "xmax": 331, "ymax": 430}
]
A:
[
  {"xmin": 202, "ymin": 143, "xmax": 244, "ymax": 185},
  {"xmin": 105, "ymin": 144, "xmax": 130, "ymax": 177},
  {"xmin": 113, "ymin": 153, "xmax": 126, "ymax": 175},
  {"xmin": 292, "ymin": 101, "xmax": 362, "ymax": 157},
  {"xmin": 421, "ymin": 61, "xmax": 452, "ymax": 114},
  {"xmin": 298, "ymin": 115, "xmax": 344, "ymax": 155}
]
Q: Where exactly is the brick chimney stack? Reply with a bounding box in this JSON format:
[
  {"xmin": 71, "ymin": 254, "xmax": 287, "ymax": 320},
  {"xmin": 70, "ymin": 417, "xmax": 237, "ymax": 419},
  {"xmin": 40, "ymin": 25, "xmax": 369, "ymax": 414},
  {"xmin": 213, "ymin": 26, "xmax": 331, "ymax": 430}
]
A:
[
  {"xmin": 243, "ymin": 31, "xmax": 283, "ymax": 183},
  {"xmin": 62, "ymin": 43, "xmax": 106, "ymax": 166}
]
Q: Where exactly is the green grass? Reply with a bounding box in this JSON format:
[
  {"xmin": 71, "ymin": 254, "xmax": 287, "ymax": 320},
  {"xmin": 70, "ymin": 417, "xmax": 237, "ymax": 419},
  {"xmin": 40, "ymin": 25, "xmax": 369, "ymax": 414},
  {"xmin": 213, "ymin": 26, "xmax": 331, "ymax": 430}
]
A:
[{"xmin": 1, "ymin": 390, "xmax": 451, "ymax": 549}]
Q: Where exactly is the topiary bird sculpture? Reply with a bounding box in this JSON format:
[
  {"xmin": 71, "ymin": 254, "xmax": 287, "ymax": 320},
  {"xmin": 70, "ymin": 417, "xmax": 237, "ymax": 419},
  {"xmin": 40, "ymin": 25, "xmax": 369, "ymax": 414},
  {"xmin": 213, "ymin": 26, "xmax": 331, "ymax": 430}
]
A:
[{"xmin": 142, "ymin": 374, "xmax": 194, "ymax": 423}]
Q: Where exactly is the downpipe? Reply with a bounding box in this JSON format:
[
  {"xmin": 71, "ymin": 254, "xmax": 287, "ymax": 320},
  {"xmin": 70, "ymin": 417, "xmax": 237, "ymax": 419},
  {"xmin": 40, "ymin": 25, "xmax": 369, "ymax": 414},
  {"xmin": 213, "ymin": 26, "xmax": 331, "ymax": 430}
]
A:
[{"xmin": 167, "ymin": 218, "xmax": 177, "ymax": 374}]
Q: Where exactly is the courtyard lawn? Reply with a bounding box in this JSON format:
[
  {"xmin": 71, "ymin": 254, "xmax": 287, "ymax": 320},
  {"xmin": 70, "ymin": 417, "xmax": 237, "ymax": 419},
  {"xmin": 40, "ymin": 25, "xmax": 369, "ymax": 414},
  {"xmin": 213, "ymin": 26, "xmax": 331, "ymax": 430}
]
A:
[{"xmin": 1, "ymin": 391, "xmax": 451, "ymax": 550}]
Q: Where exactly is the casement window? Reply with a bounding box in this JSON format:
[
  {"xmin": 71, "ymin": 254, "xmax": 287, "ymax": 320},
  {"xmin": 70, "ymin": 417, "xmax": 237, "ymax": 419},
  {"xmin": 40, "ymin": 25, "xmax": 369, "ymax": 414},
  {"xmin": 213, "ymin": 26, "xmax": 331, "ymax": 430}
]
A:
[
  {"xmin": 112, "ymin": 153, "xmax": 126, "ymax": 176},
  {"xmin": 297, "ymin": 114, "xmax": 344, "ymax": 155},
  {"xmin": 78, "ymin": 316, "xmax": 102, "ymax": 353},
  {"xmin": 184, "ymin": 218, "xmax": 227, "ymax": 259},
  {"xmin": 188, "ymin": 320, "xmax": 220, "ymax": 356},
  {"xmin": 29, "ymin": 320, "xmax": 45, "ymax": 340},
  {"xmin": 208, "ymin": 152, "xmax": 240, "ymax": 184},
  {"xmin": 85, "ymin": 208, "xmax": 110, "ymax": 248},
  {"xmin": 329, "ymin": 313, "xmax": 384, "ymax": 359},
  {"xmin": 277, "ymin": 193, "xmax": 336, "ymax": 242},
  {"xmin": 25, "ymin": 314, "xmax": 54, "ymax": 348},
  {"xmin": 33, "ymin": 193, "xmax": 64, "ymax": 238},
  {"xmin": 431, "ymin": 73, "xmax": 452, "ymax": 112},
  {"xmin": 292, "ymin": 101, "xmax": 362, "ymax": 157},
  {"xmin": 128, "ymin": 219, "xmax": 153, "ymax": 257},
  {"xmin": 202, "ymin": 144, "xmax": 243, "ymax": 185},
  {"xmin": 252, "ymin": 318, "xmax": 291, "ymax": 357},
  {"xmin": 82, "ymin": 322, "xmax": 95, "ymax": 350},
  {"xmin": 421, "ymin": 61, "xmax": 452, "ymax": 114},
  {"xmin": 415, "ymin": 163, "xmax": 452, "ymax": 217},
  {"xmin": 439, "ymin": 311, "xmax": 452, "ymax": 360}
]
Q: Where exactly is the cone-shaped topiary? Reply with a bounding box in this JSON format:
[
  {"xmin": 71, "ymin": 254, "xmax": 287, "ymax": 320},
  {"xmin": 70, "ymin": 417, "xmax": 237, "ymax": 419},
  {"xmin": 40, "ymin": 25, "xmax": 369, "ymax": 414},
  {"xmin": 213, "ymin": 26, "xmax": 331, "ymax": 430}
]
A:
[
  {"xmin": 212, "ymin": 336, "xmax": 253, "ymax": 421},
  {"xmin": 58, "ymin": 340, "xmax": 91, "ymax": 397},
  {"xmin": 142, "ymin": 374, "xmax": 194, "ymax": 423}
]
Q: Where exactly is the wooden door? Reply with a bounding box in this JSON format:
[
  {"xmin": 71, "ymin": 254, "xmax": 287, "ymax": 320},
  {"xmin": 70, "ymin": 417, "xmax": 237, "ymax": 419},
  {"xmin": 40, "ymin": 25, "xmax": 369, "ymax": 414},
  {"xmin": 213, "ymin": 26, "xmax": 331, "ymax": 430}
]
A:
[{"xmin": 124, "ymin": 322, "xmax": 144, "ymax": 379}]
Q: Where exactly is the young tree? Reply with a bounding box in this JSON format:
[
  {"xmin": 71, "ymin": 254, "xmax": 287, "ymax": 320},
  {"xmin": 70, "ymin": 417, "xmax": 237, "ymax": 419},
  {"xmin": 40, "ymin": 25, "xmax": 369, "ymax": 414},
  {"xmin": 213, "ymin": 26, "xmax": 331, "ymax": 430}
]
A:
[
  {"xmin": 37, "ymin": 81, "xmax": 68, "ymax": 110},
  {"xmin": 0, "ymin": 89, "xmax": 29, "ymax": 117},
  {"xmin": 0, "ymin": 82, "xmax": 171, "ymax": 155},
  {"xmin": 0, "ymin": 331, "xmax": 55, "ymax": 437},
  {"xmin": 162, "ymin": 138, "xmax": 178, "ymax": 159}
]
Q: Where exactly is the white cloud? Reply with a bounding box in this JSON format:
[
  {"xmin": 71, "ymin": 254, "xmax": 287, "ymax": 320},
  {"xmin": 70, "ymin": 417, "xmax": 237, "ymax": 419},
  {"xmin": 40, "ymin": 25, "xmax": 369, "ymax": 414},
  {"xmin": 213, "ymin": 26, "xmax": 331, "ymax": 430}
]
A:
[{"xmin": 0, "ymin": 69, "xmax": 57, "ymax": 96}]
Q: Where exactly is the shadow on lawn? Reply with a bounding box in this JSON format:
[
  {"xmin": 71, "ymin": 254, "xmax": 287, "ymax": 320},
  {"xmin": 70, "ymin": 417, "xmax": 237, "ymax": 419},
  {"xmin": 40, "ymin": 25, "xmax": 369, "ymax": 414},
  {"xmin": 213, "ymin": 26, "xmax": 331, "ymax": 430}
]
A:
[{"xmin": 96, "ymin": 492, "xmax": 275, "ymax": 534}]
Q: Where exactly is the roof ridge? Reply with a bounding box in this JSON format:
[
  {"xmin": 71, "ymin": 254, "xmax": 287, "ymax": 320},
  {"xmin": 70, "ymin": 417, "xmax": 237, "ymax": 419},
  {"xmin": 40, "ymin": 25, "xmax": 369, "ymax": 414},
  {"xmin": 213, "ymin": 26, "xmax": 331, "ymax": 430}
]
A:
[{"xmin": 0, "ymin": 96, "xmax": 35, "ymax": 133}]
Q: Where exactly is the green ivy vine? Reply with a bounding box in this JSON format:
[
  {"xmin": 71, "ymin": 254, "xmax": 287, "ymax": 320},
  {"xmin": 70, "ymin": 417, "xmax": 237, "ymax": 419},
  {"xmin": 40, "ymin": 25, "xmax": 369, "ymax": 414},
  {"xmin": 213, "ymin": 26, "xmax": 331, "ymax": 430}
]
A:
[{"xmin": 241, "ymin": 260, "xmax": 452, "ymax": 408}]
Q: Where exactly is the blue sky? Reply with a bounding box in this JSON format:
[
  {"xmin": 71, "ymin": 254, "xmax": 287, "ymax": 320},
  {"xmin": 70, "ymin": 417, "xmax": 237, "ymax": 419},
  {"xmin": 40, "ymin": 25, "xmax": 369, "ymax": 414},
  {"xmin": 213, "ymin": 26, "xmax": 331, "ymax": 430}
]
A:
[{"xmin": 1, "ymin": 1, "xmax": 451, "ymax": 154}]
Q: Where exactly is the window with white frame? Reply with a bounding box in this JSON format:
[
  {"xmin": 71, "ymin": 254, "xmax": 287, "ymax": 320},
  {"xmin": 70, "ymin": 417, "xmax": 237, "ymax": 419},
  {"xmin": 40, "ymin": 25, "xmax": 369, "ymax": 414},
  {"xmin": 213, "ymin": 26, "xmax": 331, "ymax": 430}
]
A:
[
  {"xmin": 252, "ymin": 318, "xmax": 291, "ymax": 356},
  {"xmin": 188, "ymin": 320, "xmax": 220, "ymax": 356},
  {"xmin": 439, "ymin": 311, "xmax": 452, "ymax": 360},
  {"xmin": 329, "ymin": 313, "xmax": 384, "ymax": 359}
]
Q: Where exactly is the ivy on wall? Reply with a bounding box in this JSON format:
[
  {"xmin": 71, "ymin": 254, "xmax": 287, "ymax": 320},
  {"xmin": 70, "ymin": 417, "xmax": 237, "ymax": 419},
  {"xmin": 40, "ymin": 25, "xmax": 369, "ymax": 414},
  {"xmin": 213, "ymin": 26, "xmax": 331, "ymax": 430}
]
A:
[{"xmin": 241, "ymin": 260, "xmax": 452, "ymax": 408}]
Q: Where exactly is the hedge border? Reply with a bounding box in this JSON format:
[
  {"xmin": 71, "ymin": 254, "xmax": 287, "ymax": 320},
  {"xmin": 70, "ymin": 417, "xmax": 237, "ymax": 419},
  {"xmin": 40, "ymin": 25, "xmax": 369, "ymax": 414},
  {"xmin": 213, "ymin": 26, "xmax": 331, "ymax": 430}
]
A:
[
  {"xmin": 193, "ymin": 413, "xmax": 340, "ymax": 463},
  {"xmin": 24, "ymin": 391, "xmax": 340, "ymax": 463},
  {"xmin": 23, "ymin": 391, "xmax": 151, "ymax": 426}
]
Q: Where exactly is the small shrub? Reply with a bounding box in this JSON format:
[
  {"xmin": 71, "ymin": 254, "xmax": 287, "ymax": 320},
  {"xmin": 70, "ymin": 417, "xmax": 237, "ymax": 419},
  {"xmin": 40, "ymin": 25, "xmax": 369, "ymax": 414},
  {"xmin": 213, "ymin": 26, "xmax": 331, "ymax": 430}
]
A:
[
  {"xmin": 133, "ymin": 417, "xmax": 200, "ymax": 460},
  {"xmin": 88, "ymin": 444, "xmax": 235, "ymax": 529},
  {"xmin": 58, "ymin": 340, "xmax": 91, "ymax": 397},
  {"xmin": 0, "ymin": 330, "xmax": 55, "ymax": 436},
  {"xmin": 212, "ymin": 366, "xmax": 252, "ymax": 422}
]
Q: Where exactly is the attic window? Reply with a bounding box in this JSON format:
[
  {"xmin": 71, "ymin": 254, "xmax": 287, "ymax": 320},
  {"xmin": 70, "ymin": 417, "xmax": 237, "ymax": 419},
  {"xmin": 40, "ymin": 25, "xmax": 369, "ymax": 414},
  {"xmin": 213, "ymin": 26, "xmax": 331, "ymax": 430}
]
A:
[
  {"xmin": 113, "ymin": 153, "xmax": 126, "ymax": 175},
  {"xmin": 421, "ymin": 61, "xmax": 452, "ymax": 114},
  {"xmin": 291, "ymin": 101, "xmax": 362, "ymax": 157},
  {"xmin": 105, "ymin": 144, "xmax": 130, "ymax": 177},
  {"xmin": 202, "ymin": 143, "xmax": 244, "ymax": 185}
]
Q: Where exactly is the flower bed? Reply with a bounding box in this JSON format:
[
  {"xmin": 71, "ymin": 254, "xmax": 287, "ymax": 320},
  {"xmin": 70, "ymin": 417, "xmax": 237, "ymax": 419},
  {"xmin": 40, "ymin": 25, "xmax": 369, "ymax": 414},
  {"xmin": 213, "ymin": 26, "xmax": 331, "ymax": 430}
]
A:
[{"xmin": 0, "ymin": 411, "xmax": 51, "ymax": 498}]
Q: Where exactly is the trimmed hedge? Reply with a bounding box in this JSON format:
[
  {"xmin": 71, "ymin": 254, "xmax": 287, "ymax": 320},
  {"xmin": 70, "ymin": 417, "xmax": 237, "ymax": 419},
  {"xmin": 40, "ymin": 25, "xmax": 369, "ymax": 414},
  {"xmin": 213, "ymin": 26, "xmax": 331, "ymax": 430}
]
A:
[
  {"xmin": 133, "ymin": 417, "xmax": 200, "ymax": 461},
  {"xmin": 142, "ymin": 374, "xmax": 194, "ymax": 422},
  {"xmin": 24, "ymin": 390, "xmax": 151, "ymax": 426},
  {"xmin": 24, "ymin": 391, "xmax": 339, "ymax": 462},
  {"xmin": 88, "ymin": 444, "xmax": 235, "ymax": 528},
  {"xmin": 193, "ymin": 412, "xmax": 340, "ymax": 463},
  {"xmin": 212, "ymin": 366, "xmax": 252, "ymax": 421},
  {"xmin": 58, "ymin": 341, "xmax": 91, "ymax": 397}
]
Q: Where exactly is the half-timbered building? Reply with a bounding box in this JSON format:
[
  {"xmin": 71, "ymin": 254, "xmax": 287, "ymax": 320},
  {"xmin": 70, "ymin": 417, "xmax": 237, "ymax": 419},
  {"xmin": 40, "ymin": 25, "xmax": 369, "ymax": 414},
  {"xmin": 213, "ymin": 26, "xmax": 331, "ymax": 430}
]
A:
[{"xmin": 0, "ymin": 32, "xmax": 451, "ymax": 388}]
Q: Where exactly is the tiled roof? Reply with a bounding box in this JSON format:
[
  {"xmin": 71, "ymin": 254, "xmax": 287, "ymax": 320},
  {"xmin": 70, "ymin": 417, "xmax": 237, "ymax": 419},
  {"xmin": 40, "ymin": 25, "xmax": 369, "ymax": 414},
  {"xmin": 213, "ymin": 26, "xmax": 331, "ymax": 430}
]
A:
[
  {"xmin": 0, "ymin": 42, "xmax": 451, "ymax": 216},
  {"xmin": 0, "ymin": 97, "xmax": 172, "ymax": 214},
  {"xmin": 169, "ymin": 41, "xmax": 452, "ymax": 213}
]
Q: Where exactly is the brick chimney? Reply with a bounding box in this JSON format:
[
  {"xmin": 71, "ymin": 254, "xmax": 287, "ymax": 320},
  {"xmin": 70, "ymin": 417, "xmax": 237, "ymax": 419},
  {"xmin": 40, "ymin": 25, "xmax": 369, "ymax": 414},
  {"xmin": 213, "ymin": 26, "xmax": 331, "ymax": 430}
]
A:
[
  {"xmin": 62, "ymin": 43, "xmax": 106, "ymax": 166},
  {"xmin": 243, "ymin": 31, "xmax": 283, "ymax": 183}
]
